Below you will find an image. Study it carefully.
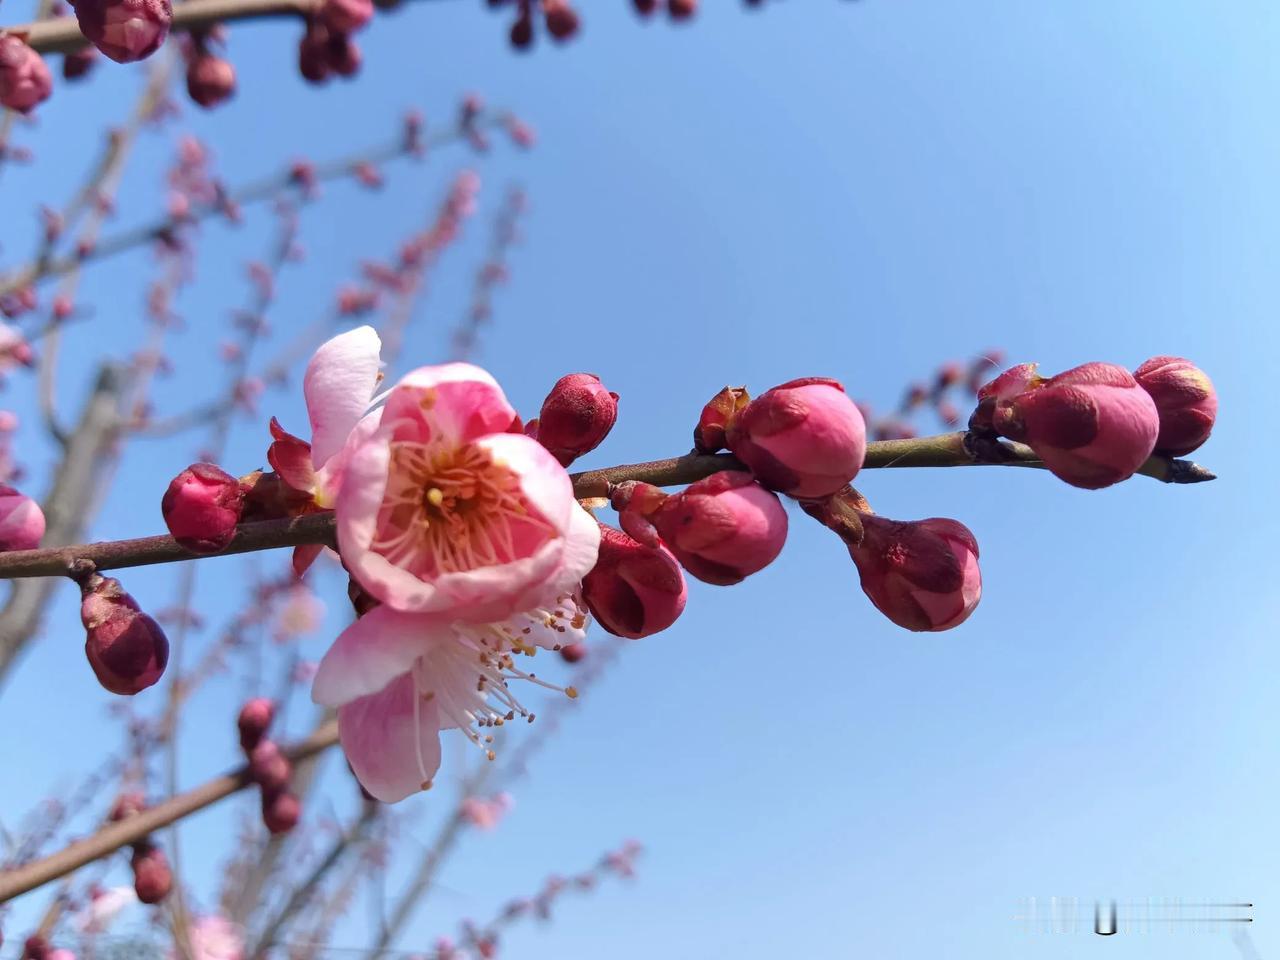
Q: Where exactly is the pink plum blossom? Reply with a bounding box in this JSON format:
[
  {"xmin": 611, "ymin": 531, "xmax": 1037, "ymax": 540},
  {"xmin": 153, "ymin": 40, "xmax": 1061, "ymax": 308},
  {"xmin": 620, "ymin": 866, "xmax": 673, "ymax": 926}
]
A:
[
  {"xmin": 726, "ymin": 377, "xmax": 867, "ymax": 499},
  {"xmin": 74, "ymin": 886, "xmax": 136, "ymax": 933},
  {"xmin": 334, "ymin": 362, "xmax": 600, "ymax": 623},
  {"xmin": 273, "ymin": 584, "xmax": 325, "ymax": 642},
  {"xmin": 171, "ymin": 917, "xmax": 244, "ymax": 960},
  {"xmin": 312, "ymin": 590, "xmax": 587, "ymax": 802},
  {"xmin": 462, "ymin": 792, "xmax": 514, "ymax": 830}
]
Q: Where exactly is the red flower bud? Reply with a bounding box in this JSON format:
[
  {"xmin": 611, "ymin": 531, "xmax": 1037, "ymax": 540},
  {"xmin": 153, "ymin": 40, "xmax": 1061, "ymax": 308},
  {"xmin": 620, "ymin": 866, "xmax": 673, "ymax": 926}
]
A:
[
  {"xmin": 0, "ymin": 36, "xmax": 52, "ymax": 114},
  {"xmin": 319, "ymin": 0, "xmax": 372, "ymax": 33},
  {"xmin": 298, "ymin": 20, "xmax": 331, "ymax": 83},
  {"xmin": 62, "ymin": 46, "xmax": 97, "ymax": 80},
  {"xmin": 981, "ymin": 362, "xmax": 1159, "ymax": 489},
  {"xmin": 692, "ymin": 385, "xmax": 749, "ymax": 454},
  {"xmin": 237, "ymin": 698, "xmax": 275, "ymax": 752},
  {"xmin": 558, "ymin": 642, "xmax": 586, "ymax": 664},
  {"xmin": 849, "ymin": 514, "xmax": 981, "ymax": 632},
  {"xmin": 1133, "ymin": 356, "xmax": 1217, "ymax": 457},
  {"xmin": 543, "ymin": 0, "xmax": 579, "ymax": 40},
  {"xmin": 535, "ymin": 373, "xmax": 618, "ymax": 467},
  {"xmin": 326, "ymin": 32, "xmax": 361, "ymax": 77},
  {"xmin": 581, "ymin": 525, "xmax": 686, "ymax": 639},
  {"xmin": 185, "ymin": 53, "xmax": 236, "ymax": 109},
  {"xmin": 131, "ymin": 844, "xmax": 172, "ymax": 903},
  {"xmin": 108, "ymin": 792, "xmax": 146, "ymax": 821},
  {"xmin": 70, "ymin": 0, "xmax": 172, "ymax": 63},
  {"xmin": 726, "ymin": 378, "xmax": 866, "ymax": 499},
  {"xmin": 0, "ymin": 483, "xmax": 45, "ymax": 552},
  {"xmin": 668, "ymin": 0, "xmax": 697, "ymax": 19},
  {"xmin": 651, "ymin": 471, "xmax": 788, "ymax": 585},
  {"xmin": 248, "ymin": 740, "xmax": 292, "ymax": 792},
  {"xmin": 509, "ymin": 10, "xmax": 533, "ymax": 48},
  {"xmin": 161, "ymin": 463, "xmax": 244, "ymax": 552},
  {"xmin": 261, "ymin": 789, "xmax": 301, "ymax": 834},
  {"xmin": 23, "ymin": 937, "xmax": 48, "ymax": 960},
  {"xmin": 80, "ymin": 575, "xmax": 169, "ymax": 695},
  {"xmin": 633, "ymin": 0, "xmax": 658, "ymax": 14}
]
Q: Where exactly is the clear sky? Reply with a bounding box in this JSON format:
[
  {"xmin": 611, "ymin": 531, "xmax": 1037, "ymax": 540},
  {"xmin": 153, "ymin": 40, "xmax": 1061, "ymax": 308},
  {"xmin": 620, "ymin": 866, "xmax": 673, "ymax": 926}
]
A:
[{"xmin": 1, "ymin": 2, "xmax": 1278, "ymax": 959}]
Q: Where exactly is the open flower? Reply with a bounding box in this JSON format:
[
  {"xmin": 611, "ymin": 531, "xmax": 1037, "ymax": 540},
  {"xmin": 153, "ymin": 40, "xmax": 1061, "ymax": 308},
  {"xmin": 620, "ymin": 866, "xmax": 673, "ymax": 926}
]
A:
[
  {"xmin": 335, "ymin": 363, "xmax": 600, "ymax": 623},
  {"xmin": 312, "ymin": 590, "xmax": 587, "ymax": 802}
]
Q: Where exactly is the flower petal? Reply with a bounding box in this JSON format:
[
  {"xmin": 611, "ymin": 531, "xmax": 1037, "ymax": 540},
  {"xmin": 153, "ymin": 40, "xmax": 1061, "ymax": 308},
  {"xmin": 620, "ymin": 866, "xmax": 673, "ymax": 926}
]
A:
[
  {"xmin": 338, "ymin": 674, "xmax": 442, "ymax": 802},
  {"xmin": 382, "ymin": 363, "xmax": 515, "ymax": 446},
  {"xmin": 311, "ymin": 605, "xmax": 439, "ymax": 707},
  {"xmin": 304, "ymin": 325, "xmax": 383, "ymax": 471}
]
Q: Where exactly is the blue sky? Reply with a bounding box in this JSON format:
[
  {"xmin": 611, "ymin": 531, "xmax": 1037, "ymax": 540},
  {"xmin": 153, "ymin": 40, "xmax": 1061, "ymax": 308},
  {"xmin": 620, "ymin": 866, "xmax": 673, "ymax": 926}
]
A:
[{"xmin": 1, "ymin": 2, "xmax": 1278, "ymax": 959}]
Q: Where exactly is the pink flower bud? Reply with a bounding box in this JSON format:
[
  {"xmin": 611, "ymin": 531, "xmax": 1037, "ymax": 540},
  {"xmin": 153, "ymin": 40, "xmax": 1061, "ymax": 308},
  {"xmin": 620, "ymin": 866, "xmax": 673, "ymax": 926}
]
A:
[
  {"xmin": 633, "ymin": 0, "xmax": 658, "ymax": 14},
  {"xmin": 535, "ymin": 373, "xmax": 618, "ymax": 467},
  {"xmin": 185, "ymin": 53, "xmax": 236, "ymax": 109},
  {"xmin": 237, "ymin": 698, "xmax": 274, "ymax": 752},
  {"xmin": 0, "ymin": 36, "xmax": 52, "ymax": 114},
  {"xmin": 131, "ymin": 844, "xmax": 171, "ymax": 903},
  {"xmin": 0, "ymin": 484, "xmax": 45, "ymax": 551},
  {"xmin": 326, "ymin": 32, "xmax": 361, "ymax": 77},
  {"xmin": 80, "ymin": 575, "xmax": 169, "ymax": 695},
  {"xmin": 651, "ymin": 471, "xmax": 787, "ymax": 585},
  {"xmin": 726, "ymin": 377, "xmax": 867, "ymax": 499},
  {"xmin": 71, "ymin": 0, "xmax": 172, "ymax": 63},
  {"xmin": 559, "ymin": 642, "xmax": 586, "ymax": 664},
  {"xmin": 261, "ymin": 789, "xmax": 300, "ymax": 834},
  {"xmin": 1133, "ymin": 356, "xmax": 1217, "ymax": 457},
  {"xmin": 849, "ymin": 514, "xmax": 981, "ymax": 632},
  {"xmin": 298, "ymin": 20, "xmax": 331, "ymax": 83},
  {"xmin": 248, "ymin": 740, "xmax": 292, "ymax": 792},
  {"xmin": 581, "ymin": 525, "xmax": 687, "ymax": 639},
  {"xmin": 982, "ymin": 362, "xmax": 1159, "ymax": 489},
  {"xmin": 161, "ymin": 463, "xmax": 244, "ymax": 553},
  {"xmin": 668, "ymin": 0, "xmax": 697, "ymax": 19},
  {"xmin": 23, "ymin": 937, "xmax": 48, "ymax": 960},
  {"xmin": 543, "ymin": 0, "xmax": 579, "ymax": 40},
  {"xmin": 693, "ymin": 385, "xmax": 749, "ymax": 454},
  {"xmin": 319, "ymin": 0, "xmax": 372, "ymax": 34}
]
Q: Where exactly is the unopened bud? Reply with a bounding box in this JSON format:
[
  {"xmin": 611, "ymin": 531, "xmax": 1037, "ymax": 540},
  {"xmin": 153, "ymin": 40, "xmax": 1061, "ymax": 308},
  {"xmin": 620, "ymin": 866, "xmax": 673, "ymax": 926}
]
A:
[
  {"xmin": 1133, "ymin": 356, "xmax": 1217, "ymax": 457},
  {"xmin": 0, "ymin": 484, "xmax": 45, "ymax": 552},
  {"xmin": 131, "ymin": 844, "xmax": 172, "ymax": 903},
  {"xmin": 161, "ymin": 463, "xmax": 244, "ymax": 552},
  {"xmin": 668, "ymin": 0, "xmax": 697, "ymax": 19},
  {"xmin": 23, "ymin": 936, "xmax": 48, "ymax": 960},
  {"xmin": 261, "ymin": 789, "xmax": 301, "ymax": 834},
  {"xmin": 693, "ymin": 386, "xmax": 749, "ymax": 454},
  {"xmin": 62, "ymin": 46, "xmax": 97, "ymax": 80},
  {"xmin": 185, "ymin": 53, "xmax": 236, "ymax": 109},
  {"xmin": 535, "ymin": 373, "xmax": 618, "ymax": 467},
  {"xmin": 543, "ymin": 0, "xmax": 579, "ymax": 40},
  {"xmin": 979, "ymin": 361, "xmax": 1159, "ymax": 489},
  {"xmin": 81, "ymin": 574, "xmax": 169, "ymax": 696},
  {"xmin": 71, "ymin": 0, "xmax": 172, "ymax": 63},
  {"xmin": 849, "ymin": 514, "xmax": 981, "ymax": 632},
  {"xmin": 650, "ymin": 471, "xmax": 787, "ymax": 585},
  {"xmin": 248, "ymin": 740, "xmax": 292, "ymax": 792},
  {"xmin": 558, "ymin": 642, "xmax": 586, "ymax": 664},
  {"xmin": 0, "ymin": 36, "xmax": 52, "ymax": 114},
  {"xmin": 237, "ymin": 698, "xmax": 274, "ymax": 752},
  {"xmin": 726, "ymin": 377, "xmax": 866, "ymax": 499},
  {"xmin": 108, "ymin": 792, "xmax": 146, "ymax": 821},
  {"xmin": 581, "ymin": 524, "xmax": 687, "ymax": 639},
  {"xmin": 319, "ymin": 0, "xmax": 372, "ymax": 33}
]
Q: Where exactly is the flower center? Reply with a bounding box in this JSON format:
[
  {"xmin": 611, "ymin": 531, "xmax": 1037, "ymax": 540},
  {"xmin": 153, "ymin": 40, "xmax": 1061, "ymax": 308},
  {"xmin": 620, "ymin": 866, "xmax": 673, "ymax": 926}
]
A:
[{"xmin": 373, "ymin": 440, "xmax": 554, "ymax": 578}]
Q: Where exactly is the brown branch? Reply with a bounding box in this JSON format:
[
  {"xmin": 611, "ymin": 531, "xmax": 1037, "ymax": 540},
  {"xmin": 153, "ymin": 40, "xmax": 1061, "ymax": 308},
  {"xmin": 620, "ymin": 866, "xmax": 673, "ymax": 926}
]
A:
[
  {"xmin": 0, "ymin": 720, "xmax": 340, "ymax": 904},
  {"xmin": 0, "ymin": 436, "xmax": 1215, "ymax": 582}
]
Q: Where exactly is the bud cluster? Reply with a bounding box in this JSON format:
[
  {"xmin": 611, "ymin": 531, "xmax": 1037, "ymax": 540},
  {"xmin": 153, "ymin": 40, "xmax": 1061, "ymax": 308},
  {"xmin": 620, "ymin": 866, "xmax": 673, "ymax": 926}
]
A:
[
  {"xmin": 237, "ymin": 698, "xmax": 301, "ymax": 834},
  {"xmin": 490, "ymin": 0, "xmax": 581, "ymax": 50}
]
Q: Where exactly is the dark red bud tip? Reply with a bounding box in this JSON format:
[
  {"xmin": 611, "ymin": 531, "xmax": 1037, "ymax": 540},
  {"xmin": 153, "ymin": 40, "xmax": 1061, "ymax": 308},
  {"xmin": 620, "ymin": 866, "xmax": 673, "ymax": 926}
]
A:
[
  {"xmin": 1133, "ymin": 356, "xmax": 1217, "ymax": 457},
  {"xmin": 23, "ymin": 936, "xmax": 49, "ymax": 960},
  {"xmin": 693, "ymin": 386, "xmax": 749, "ymax": 454},
  {"xmin": 248, "ymin": 740, "xmax": 293, "ymax": 792},
  {"xmin": 162, "ymin": 463, "xmax": 244, "ymax": 552},
  {"xmin": 81, "ymin": 575, "xmax": 169, "ymax": 696},
  {"xmin": 536, "ymin": 373, "xmax": 618, "ymax": 467},
  {"xmin": 543, "ymin": 0, "xmax": 579, "ymax": 40},
  {"xmin": 558, "ymin": 642, "xmax": 587, "ymax": 664},
  {"xmin": 237, "ymin": 698, "xmax": 275, "ymax": 752},
  {"xmin": 668, "ymin": 0, "xmax": 697, "ymax": 19},
  {"xmin": 262, "ymin": 789, "xmax": 301, "ymax": 834},
  {"xmin": 131, "ymin": 844, "xmax": 172, "ymax": 903},
  {"xmin": 185, "ymin": 54, "xmax": 236, "ymax": 109},
  {"xmin": 581, "ymin": 524, "xmax": 687, "ymax": 639}
]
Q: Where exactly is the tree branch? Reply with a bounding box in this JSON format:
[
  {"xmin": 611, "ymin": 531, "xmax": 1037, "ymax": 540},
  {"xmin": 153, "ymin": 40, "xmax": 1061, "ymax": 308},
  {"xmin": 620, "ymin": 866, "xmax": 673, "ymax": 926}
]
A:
[
  {"xmin": 0, "ymin": 434, "xmax": 1215, "ymax": 582},
  {"xmin": 0, "ymin": 720, "xmax": 340, "ymax": 904}
]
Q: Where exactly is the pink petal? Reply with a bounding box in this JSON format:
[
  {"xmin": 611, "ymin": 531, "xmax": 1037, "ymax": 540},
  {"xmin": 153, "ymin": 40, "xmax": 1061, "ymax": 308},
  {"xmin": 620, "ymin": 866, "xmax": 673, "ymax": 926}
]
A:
[
  {"xmin": 311, "ymin": 605, "xmax": 438, "ymax": 707},
  {"xmin": 382, "ymin": 363, "xmax": 515, "ymax": 446},
  {"xmin": 304, "ymin": 325, "xmax": 382, "ymax": 471},
  {"xmin": 338, "ymin": 674, "xmax": 442, "ymax": 802}
]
